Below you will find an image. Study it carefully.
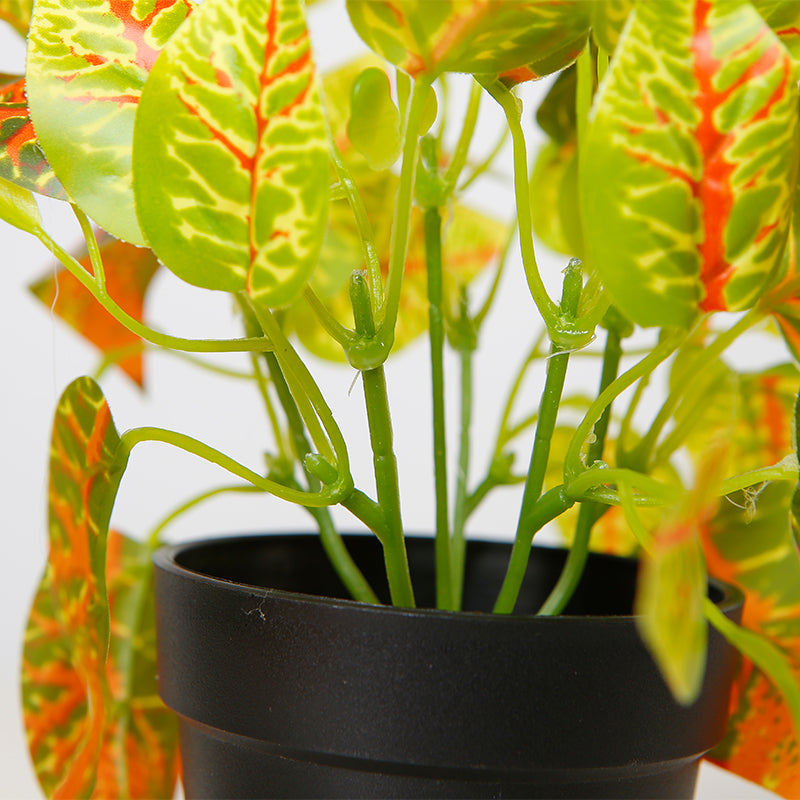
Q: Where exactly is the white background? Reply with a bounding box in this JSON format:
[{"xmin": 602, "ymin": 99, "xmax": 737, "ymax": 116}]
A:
[{"xmin": 0, "ymin": 2, "xmax": 782, "ymax": 797}]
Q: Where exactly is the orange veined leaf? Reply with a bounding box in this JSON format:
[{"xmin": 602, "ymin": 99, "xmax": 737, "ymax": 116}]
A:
[
  {"xmin": 702, "ymin": 480, "xmax": 800, "ymax": 796},
  {"xmin": 30, "ymin": 233, "xmax": 160, "ymax": 387},
  {"xmin": 346, "ymin": 0, "xmax": 589, "ymax": 80},
  {"xmin": 22, "ymin": 378, "xmax": 179, "ymax": 799},
  {"xmin": 0, "ymin": 75, "xmax": 67, "ymax": 199}
]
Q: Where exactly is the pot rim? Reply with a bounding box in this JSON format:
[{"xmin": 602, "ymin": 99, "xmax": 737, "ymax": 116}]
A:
[{"xmin": 153, "ymin": 531, "xmax": 744, "ymax": 623}]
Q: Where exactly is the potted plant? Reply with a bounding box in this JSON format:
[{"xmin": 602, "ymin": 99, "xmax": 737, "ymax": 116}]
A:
[{"xmin": 3, "ymin": 0, "xmax": 800, "ymax": 797}]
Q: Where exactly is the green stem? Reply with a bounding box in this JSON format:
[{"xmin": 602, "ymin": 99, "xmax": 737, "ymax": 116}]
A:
[
  {"xmin": 493, "ymin": 485, "xmax": 576, "ymax": 613},
  {"xmin": 452, "ymin": 345, "xmax": 473, "ymax": 609},
  {"xmin": 566, "ymin": 467, "xmax": 682, "ymax": 506},
  {"xmin": 306, "ymin": 506, "xmax": 380, "ymax": 604},
  {"xmin": 632, "ymin": 310, "xmax": 763, "ymax": 471},
  {"xmin": 538, "ymin": 326, "xmax": 623, "ymax": 615},
  {"xmin": 37, "ymin": 229, "xmax": 271, "ymax": 354},
  {"xmin": 481, "ymin": 78, "xmax": 560, "ymax": 329},
  {"xmin": 564, "ymin": 331, "xmax": 685, "ymax": 483},
  {"xmin": 443, "ymin": 79, "xmax": 482, "ymax": 193},
  {"xmin": 254, "ymin": 305, "xmax": 349, "ymax": 472},
  {"xmin": 327, "ymin": 131, "xmax": 384, "ymax": 316},
  {"xmin": 302, "ymin": 286, "xmax": 355, "ymax": 347},
  {"xmin": 493, "ymin": 265, "xmax": 582, "ymax": 613},
  {"xmin": 424, "ymin": 203, "xmax": 454, "ymax": 610},
  {"xmin": 114, "ymin": 427, "xmax": 348, "ymax": 506},
  {"xmin": 362, "ymin": 365, "xmax": 415, "ymax": 607},
  {"xmin": 379, "ymin": 76, "xmax": 431, "ymax": 339},
  {"xmin": 350, "ymin": 267, "xmax": 415, "ymax": 607}
]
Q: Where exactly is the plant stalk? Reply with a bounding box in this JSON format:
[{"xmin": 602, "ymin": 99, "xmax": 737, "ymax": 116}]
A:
[
  {"xmin": 424, "ymin": 203, "xmax": 455, "ymax": 610},
  {"xmin": 538, "ymin": 325, "xmax": 623, "ymax": 615}
]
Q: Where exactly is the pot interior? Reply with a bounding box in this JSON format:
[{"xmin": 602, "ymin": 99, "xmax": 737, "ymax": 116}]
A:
[{"xmin": 171, "ymin": 534, "xmax": 728, "ymax": 617}]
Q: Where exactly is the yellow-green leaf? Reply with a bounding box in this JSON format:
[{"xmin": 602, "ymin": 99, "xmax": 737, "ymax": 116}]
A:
[{"xmin": 133, "ymin": 0, "xmax": 329, "ymax": 308}]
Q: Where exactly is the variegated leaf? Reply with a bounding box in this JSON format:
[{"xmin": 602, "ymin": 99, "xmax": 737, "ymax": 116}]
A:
[
  {"xmin": 753, "ymin": 0, "xmax": 800, "ymax": 62},
  {"xmin": 30, "ymin": 233, "xmax": 160, "ymax": 386},
  {"xmin": 0, "ymin": 0, "xmax": 31, "ymax": 35},
  {"xmin": 93, "ymin": 532, "xmax": 179, "ymax": 799},
  {"xmin": 24, "ymin": 531, "xmax": 180, "ymax": 800},
  {"xmin": 0, "ymin": 76, "xmax": 67, "ymax": 199},
  {"xmin": 133, "ymin": 0, "xmax": 329, "ymax": 308},
  {"xmin": 635, "ymin": 442, "xmax": 730, "ymax": 705},
  {"xmin": 581, "ymin": 0, "xmax": 800, "ymax": 329},
  {"xmin": 636, "ymin": 522, "xmax": 709, "ymax": 704},
  {"xmin": 23, "ymin": 377, "xmax": 123, "ymax": 799},
  {"xmin": 590, "ymin": 0, "xmax": 635, "ymax": 54},
  {"xmin": 346, "ymin": 0, "xmax": 589, "ymax": 80},
  {"xmin": 702, "ymin": 481, "xmax": 800, "ymax": 797},
  {"xmin": 26, "ymin": 0, "xmax": 195, "ymax": 244}
]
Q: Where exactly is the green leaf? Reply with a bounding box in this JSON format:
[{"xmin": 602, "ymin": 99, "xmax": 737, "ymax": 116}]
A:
[
  {"xmin": 0, "ymin": 173, "xmax": 41, "ymax": 233},
  {"xmin": 346, "ymin": 0, "xmax": 589, "ymax": 80},
  {"xmin": 26, "ymin": 0, "xmax": 195, "ymax": 245},
  {"xmin": 0, "ymin": 0, "xmax": 31, "ymax": 36},
  {"xmin": 581, "ymin": 0, "xmax": 800, "ymax": 328},
  {"xmin": 636, "ymin": 527, "xmax": 709, "ymax": 705},
  {"xmin": 347, "ymin": 67, "xmax": 402, "ymax": 170},
  {"xmin": 133, "ymin": 0, "xmax": 329, "ymax": 309},
  {"xmin": 590, "ymin": 0, "xmax": 635, "ymax": 54}
]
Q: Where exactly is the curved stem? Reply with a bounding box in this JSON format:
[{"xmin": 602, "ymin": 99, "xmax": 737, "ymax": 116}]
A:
[
  {"xmin": 114, "ymin": 427, "xmax": 348, "ymax": 507},
  {"xmin": 480, "ymin": 78, "xmax": 559, "ymax": 328},
  {"xmin": 443, "ymin": 78, "xmax": 482, "ymax": 193},
  {"xmin": 36, "ymin": 229, "xmax": 272, "ymax": 354},
  {"xmin": 564, "ymin": 331, "xmax": 685, "ymax": 483},
  {"xmin": 632, "ymin": 310, "xmax": 763, "ymax": 470},
  {"xmin": 302, "ymin": 286, "xmax": 355, "ymax": 347}
]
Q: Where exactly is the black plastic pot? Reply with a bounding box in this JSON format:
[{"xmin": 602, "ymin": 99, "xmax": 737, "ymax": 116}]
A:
[{"xmin": 153, "ymin": 534, "xmax": 742, "ymax": 799}]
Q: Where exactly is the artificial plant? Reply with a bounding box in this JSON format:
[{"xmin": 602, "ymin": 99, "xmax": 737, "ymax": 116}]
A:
[{"xmin": 2, "ymin": 0, "xmax": 800, "ymax": 797}]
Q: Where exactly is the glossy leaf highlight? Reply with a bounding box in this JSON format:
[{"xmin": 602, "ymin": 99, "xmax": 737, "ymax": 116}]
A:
[
  {"xmin": 26, "ymin": 0, "xmax": 194, "ymax": 244},
  {"xmin": 581, "ymin": 0, "xmax": 800, "ymax": 328},
  {"xmin": 346, "ymin": 0, "xmax": 589, "ymax": 79},
  {"xmin": 134, "ymin": 0, "xmax": 328, "ymax": 308}
]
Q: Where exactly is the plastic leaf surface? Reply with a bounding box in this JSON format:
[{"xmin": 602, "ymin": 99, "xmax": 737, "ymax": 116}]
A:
[
  {"xmin": 635, "ymin": 474, "xmax": 714, "ymax": 705},
  {"xmin": 345, "ymin": 0, "xmax": 589, "ymax": 80},
  {"xmin": 0, "ymin": 76, "xmax": 67, "ymax": 199},
  {"xmin": 581, "ymin": 0, "xmax": 800, "ymax": 328},
  {"xmin": 702, "ymin": 481, "xmax": 800, "ymax": 797},
  {"xmin": 25, "ymin": 0, "xmax": 195, "ymax": 244},
  {"xmin": 0, "ymin": 0, "xmax": 31, "ymax": 35},
  {"xmin": 0, "ymin": 173, "xmax": 41, "ymax": 233},
  {"xmin": 29, "ymin": 233, "xmax": 161, "ymax": 386},
  {"xmin": 133, "ymin": 0, "xmax": 329, "ymax": 309},
  {"xmin": 590, "ymin": 0, "xmax": 635, "ymax": 54},
  {"xmin": 22, "ymin": 377, "xmax": 122, "ymax": 799}
]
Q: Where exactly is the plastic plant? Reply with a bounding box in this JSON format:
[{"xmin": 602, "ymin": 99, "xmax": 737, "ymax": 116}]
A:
[{"xmin": 3, "ymin": 0, "xmax": 800, "ymax": 797}]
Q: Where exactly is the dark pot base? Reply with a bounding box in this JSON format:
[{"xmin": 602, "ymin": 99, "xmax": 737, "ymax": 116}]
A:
[
  {"xmin": 154, "ymin": 534, "xmax": 743, "ymax": 799},
  {"xmin": 178, "ymin": 719, "xmax": 704, "ymax": 799}
]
